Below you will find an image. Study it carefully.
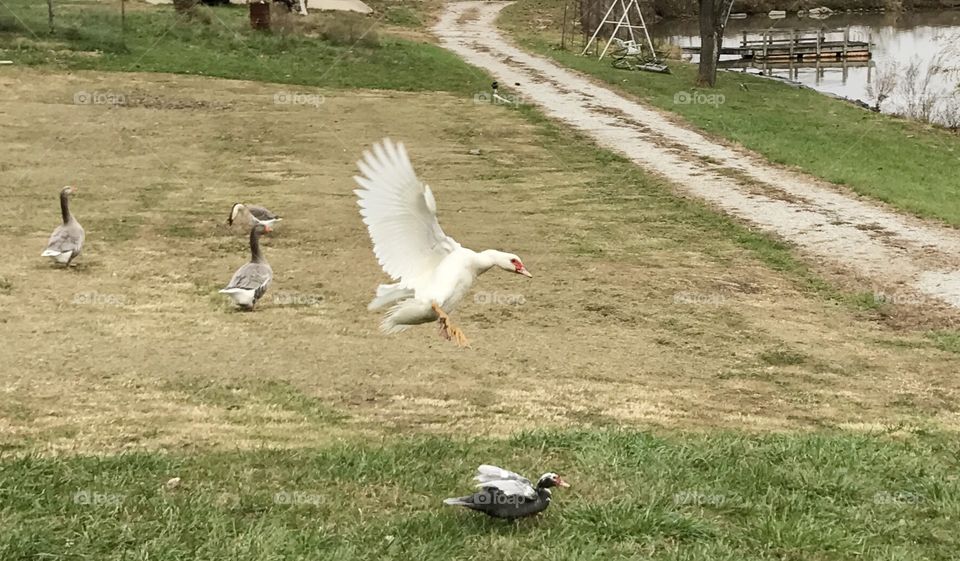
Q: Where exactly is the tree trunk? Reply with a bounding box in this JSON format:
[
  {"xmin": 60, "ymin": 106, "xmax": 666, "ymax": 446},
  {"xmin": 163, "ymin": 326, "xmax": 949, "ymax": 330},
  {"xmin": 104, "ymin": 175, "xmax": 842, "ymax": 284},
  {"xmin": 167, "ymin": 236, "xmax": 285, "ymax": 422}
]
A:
[
  {"xmin": 46, "ymin": 0, "xmax": 54, "ymax": 33},
  {"xmin": 696, "ymin": 0, "xmax": 718, "ymax": 87}
]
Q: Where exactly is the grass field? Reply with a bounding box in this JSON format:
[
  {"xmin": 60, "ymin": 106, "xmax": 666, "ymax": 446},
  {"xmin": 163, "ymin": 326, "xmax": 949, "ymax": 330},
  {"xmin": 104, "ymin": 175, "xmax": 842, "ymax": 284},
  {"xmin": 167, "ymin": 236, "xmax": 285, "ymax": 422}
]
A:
[
  {"xmin": 4, "ymin": 430, "xmax": 959, "ymax": 560},
  {"xmin": 0, "ymin": 0, "xmax": 483, "ymax": 93},
  {"xmin": 2, "ymin": 1, "xmax": 960, "ymax": 559},
  {"xmin": 498, "ymin": 0, "xmax": 960, "ymax": 228}
]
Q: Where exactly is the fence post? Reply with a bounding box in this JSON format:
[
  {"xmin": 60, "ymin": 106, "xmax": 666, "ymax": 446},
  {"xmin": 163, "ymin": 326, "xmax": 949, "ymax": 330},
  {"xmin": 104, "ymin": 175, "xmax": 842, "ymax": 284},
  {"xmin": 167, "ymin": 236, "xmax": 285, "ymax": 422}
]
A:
[{"xmin": 47, "ymin": 0, "xmax": 54, "ymax": 33}]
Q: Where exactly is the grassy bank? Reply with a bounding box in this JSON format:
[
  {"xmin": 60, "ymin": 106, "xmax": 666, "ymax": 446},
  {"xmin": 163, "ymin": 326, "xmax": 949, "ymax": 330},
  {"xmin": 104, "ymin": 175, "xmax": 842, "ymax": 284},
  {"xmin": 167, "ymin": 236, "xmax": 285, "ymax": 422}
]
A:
[
  {"xmin": 500, "ymin": 0, "xmax": 960, "ymax": 228},
  {"xmin": 0, "ymin": 0, "xmax": 485, "ymax": 93},
  {"xmin": 3, "ymin": 429, "xmax": 958, "ymax": 560}
]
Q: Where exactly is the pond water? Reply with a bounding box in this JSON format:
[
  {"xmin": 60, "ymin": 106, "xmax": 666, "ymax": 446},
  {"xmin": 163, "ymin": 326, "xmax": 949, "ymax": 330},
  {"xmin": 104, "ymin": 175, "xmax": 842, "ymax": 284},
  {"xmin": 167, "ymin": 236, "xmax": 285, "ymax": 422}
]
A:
[{"xmin": 651, "ymin": 10, "xmax": 960, "ymax": 120}]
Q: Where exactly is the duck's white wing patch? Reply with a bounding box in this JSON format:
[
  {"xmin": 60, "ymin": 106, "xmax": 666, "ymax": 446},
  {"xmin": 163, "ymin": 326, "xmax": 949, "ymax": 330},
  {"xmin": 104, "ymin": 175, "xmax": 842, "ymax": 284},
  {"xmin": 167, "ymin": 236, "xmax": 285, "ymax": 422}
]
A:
[
  {"xmin": 353, "ymin": 138, "xmax": 459, "ymax": 287},
  {"xmin": 474, "ymin": 465, "xmax": 532, "ymax": 485},
  {"xmin": 476, "ymin": 479, "xmax": 538, "ymax": 500}
]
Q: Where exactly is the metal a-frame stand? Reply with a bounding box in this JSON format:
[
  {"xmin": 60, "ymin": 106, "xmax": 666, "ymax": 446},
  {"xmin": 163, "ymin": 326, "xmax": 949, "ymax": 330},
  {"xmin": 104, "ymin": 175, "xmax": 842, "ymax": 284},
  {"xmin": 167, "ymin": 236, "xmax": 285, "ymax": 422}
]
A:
[{"xmin": 581, "ymin": 0, "xmax": 658, "ymax": 62}]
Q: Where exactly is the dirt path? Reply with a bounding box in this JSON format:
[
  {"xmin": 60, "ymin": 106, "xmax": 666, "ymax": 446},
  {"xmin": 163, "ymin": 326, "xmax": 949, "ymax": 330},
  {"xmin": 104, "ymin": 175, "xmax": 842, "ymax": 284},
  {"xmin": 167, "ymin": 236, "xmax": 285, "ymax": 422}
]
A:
[{"xmin": 434, "ymin": 1, "xmax": 960, "ymax": 309}]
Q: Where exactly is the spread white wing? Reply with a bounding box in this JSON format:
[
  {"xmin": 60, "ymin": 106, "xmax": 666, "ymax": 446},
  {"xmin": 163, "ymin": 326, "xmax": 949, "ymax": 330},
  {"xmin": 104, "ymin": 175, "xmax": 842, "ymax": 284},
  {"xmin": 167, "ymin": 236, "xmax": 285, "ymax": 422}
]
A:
[
  {"xmin": 473, "ymin": 465, "xmax": 537, "ymax": 499},
  {"xmin": 353, "ymin": 138, "xmax": 460, "ymax": 288}
]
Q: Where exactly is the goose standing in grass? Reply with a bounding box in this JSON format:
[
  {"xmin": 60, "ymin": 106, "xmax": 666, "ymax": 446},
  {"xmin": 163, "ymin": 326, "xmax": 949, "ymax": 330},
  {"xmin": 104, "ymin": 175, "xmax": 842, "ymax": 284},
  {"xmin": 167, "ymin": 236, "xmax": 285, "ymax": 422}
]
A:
[
  {"xmin": 443, "ymin": 465, "xmax": 570, "ymax": 520},
  {"xmin": 41, "ymin": 186, "xmax": 84, "ymax": 266},
  {"xmin": 227, "ymin": 203, "xmax": 282, "ymax": 229},
  {"xmin": 353, "ymin": 138, "xmax": 533, "ymax": 347},
  {"xmin": 219, "ymin": 224, "xmax": 273, "ymax": 310}
]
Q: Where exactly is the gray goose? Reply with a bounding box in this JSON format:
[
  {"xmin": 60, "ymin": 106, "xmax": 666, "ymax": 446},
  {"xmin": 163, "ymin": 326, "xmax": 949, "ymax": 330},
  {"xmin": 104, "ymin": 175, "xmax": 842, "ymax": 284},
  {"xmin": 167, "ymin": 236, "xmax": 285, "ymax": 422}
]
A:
[
  {"xmin": 219, "ymin": 224, "xmax": 273, "ymax": 309},
  {"xmin": 227, "ymin": 203, "xmax": 282, "ymax": 229},
  {"xmin": 41, "ymin": 186, "xmax": 84, "ymax": 265},
  {"xmin": 443, "ymin": 465, "xmax": 570, "ymax": 520}
]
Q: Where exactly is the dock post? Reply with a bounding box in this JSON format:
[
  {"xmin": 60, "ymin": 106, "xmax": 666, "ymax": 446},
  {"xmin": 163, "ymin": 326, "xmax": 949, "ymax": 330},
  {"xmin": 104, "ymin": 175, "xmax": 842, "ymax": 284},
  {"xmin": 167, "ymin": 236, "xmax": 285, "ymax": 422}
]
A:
[
  {"xmin": 816, "ymin": 28, "xmax": 822, "ymax": 60},
  {"xmin": 762, "ymin": 31, "xmax": 768, "ymax": 59},
  {"xmin": 790, "ymin": 29, "xmax": 795, "ymax": 61},
  {"xmin": 742, "ymin": 30, "xmax": 747, "ymax": 47},
  {"xmin": 843, "ymin": 28, "xmax": 849, "ymax": 60}
]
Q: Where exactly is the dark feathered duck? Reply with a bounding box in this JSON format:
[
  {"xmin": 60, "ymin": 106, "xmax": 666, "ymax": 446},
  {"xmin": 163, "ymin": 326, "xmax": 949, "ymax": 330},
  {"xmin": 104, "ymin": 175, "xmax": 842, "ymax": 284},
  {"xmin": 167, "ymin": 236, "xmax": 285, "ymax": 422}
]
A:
[
  {"xmin": 219, "ymin": 223, "xmax": 273, "ymax": 309},
  {"xmin": 443, "ymin": 465, "xmax": 569, "ymax": 520}
]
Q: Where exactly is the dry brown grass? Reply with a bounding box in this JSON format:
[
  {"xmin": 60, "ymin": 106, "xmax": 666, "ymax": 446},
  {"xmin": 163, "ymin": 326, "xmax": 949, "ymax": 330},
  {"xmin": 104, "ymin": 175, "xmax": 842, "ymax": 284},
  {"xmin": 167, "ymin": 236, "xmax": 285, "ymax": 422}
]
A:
[{"xmin": 1, "ymin": 68, "xmax": 959, "ymax": 454}]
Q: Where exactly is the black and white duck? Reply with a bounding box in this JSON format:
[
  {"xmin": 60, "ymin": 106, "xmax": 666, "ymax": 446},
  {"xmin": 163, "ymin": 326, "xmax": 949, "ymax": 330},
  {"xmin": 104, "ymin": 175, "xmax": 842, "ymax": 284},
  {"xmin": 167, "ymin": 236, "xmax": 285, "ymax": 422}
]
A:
[{"xmin": 443, "ymin": 465, "xmax": 569, "ymax": 520}]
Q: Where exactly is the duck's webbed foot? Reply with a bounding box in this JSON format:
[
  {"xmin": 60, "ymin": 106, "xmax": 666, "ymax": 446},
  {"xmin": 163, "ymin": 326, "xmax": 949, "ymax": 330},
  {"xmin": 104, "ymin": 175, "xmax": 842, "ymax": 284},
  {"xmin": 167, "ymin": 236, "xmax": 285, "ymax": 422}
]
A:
[{"xmin": 432, "ymin": 302, "xmax": 469, "ymax": 348}]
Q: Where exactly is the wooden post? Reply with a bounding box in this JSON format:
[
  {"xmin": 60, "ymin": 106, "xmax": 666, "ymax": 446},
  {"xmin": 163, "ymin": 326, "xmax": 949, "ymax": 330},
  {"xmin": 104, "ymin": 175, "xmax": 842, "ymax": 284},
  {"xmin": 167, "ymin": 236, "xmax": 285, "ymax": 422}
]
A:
[
  {"xmin": 762, "ymin": 31, "xmax": 768, "ymax": 59},
  {"xmin": 741, "ymin": 30, "xmax": 746, "ymax": 47},
  {"xmin": 121, "ymin": 0, "xmax": 126, "ymax": 34},
  {"xmin": 843, "ymin": 27, "xmax": 849, "ymax": 59},
  {"xmin": 789, "ymin": 29, "xmax": 795, "ymax": 61},
  {"xmin": 816, "ymin": 28, "xmax": 822, "ymax": 60},
  {"xmin": 46, "ymin": 0, "xmax": 54, "ymax": 33},
  {"xmin": 561, "ymin": 0, "xmax": 568, "ymax": 50}
]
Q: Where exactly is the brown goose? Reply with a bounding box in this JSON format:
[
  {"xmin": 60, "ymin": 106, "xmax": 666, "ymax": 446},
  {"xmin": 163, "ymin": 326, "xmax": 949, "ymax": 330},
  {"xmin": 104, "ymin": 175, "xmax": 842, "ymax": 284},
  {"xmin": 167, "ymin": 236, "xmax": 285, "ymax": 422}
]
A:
[
  {"xmin": 227, "ymin": 203, "xmax": 282, "ymax": 229},
  {"xmin": 219, "ymin": 224, "xmax": 273, "ymax": 310},
  {"xmin": 41, "ymin": 186, "xmax": 84, "ymax": 266}
]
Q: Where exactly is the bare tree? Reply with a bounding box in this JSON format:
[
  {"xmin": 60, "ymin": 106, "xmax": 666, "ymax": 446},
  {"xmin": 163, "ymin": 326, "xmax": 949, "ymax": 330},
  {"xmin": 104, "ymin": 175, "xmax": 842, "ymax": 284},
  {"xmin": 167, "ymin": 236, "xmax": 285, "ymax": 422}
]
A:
[
  {"xmin": 697, "ymin": 0, "xmax": 733, "ymax": 87},
  {"xmin": 866, "ymin": 62, "xmax": 899, "ymax": 112},
  {"xmin": 936, "ymin": 94, "xmax": 960, "ymax": 130},
  {"xmin": 898, "ymin": 56, "xmax": 941, "ymax": 122}
]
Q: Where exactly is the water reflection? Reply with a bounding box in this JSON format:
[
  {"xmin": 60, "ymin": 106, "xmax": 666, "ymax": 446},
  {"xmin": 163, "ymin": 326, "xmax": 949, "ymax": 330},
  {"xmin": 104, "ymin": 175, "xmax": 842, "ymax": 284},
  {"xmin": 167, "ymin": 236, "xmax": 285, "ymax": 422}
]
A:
[{"xmin": 652, "ymin": 10, "xmax": 960, "ymax": 121}]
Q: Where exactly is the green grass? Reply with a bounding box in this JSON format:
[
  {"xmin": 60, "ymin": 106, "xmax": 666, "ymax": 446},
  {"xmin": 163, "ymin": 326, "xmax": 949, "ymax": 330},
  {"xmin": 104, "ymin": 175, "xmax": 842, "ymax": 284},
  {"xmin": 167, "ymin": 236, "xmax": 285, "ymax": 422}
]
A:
[
  {"xmin": 499, "ymin": 0, "xmax": 960, "ymax": 227},
  {"xmin": 0, "ymin": 0, "xmax": 487, "ymax": 94},
  {"xmin": 3, "ymin": 429, "xmax": 959, "ymax": 560}
]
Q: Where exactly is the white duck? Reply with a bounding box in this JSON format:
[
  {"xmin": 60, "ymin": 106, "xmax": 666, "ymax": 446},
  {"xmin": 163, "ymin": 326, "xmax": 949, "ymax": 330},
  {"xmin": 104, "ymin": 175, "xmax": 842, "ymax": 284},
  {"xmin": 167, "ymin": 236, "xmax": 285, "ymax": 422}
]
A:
[
  {"xmin": 353, "ymin": 138, "xmax": 533, "ymax": 347},
  {"xmin": 41, "ymin": 186, "xmax": 84, "ymax": 266}
]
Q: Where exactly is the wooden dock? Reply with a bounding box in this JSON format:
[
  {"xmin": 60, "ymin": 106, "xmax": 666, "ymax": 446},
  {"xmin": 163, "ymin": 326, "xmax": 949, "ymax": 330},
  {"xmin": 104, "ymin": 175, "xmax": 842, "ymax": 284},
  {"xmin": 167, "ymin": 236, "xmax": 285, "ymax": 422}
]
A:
[{"xmin": 683, "ymin": 28, "xmax": 871, "ymax": 62}]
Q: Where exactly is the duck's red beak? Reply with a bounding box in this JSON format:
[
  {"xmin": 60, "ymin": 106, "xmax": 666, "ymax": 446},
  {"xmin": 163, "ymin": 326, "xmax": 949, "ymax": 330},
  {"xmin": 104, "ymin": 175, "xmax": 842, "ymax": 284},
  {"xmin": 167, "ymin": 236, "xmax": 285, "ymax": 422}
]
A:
[
  {"xmin": 556, "ymin": 477, "xmax": 570, "ymax": 488},
  {"xmin": 517, "ymin": 265, "xmax": 533, "ymax": 278}
]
